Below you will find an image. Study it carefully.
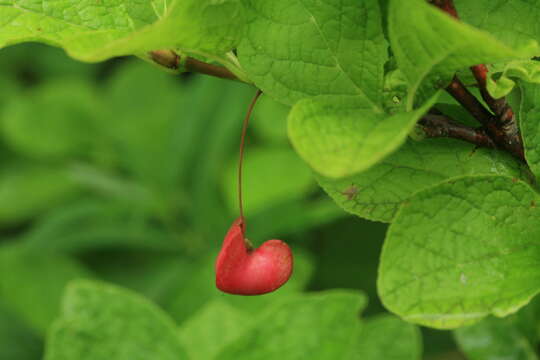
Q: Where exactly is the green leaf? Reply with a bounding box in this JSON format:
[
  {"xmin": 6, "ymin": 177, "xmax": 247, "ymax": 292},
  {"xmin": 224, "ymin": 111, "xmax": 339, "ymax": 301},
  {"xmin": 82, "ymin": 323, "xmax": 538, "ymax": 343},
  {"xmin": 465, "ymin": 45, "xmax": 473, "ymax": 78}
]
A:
[
  {"xmin": 389, "ymin": 0, "xmax": 540, "ymax": 109},
  {"xmin": 487, "ymin": 60, "xmax": 540, "ymax": 99},
  {"xmin": 1, "ymin": 80, "xmax": 99, "ymax": 159},
  {"xmin": 517, "ymin": 81, "xmax": 540, "ymax": 180},
  {"xmin": 0, "ymin": 0, "xmax": 244, "ymax": 62},
  {"xmin": 0, "ymin": 165, "xmax": 80, "ymax": 225},
  {"xmin": 179, "ymin": 300, "xmax": 249, "ymax": 360},
  {"xmin": 454, "ymin": 316, "xmax": 538, "ymax": 360},
  {"xmin": 379, "ymin": 176, "xmax": 540, "ymax": 329},
  {"xmin": 352, "ymin": 315, "xmax": 422, "ymax": 360},
  {"xmin": 317, "ymin": 138, "xmax": 525, "ymax": 222},
  {"xmin": 45, "ymin": 280, "xmax": 188, "ymax": 360},
  {"xmin": 456, "ymin": 0, "xmax": 540, "ymax": 49},
  {"xmin": 238, "ymin": 0, "xmax": 387, "ymax": 107},
  {"xmin": 0, "ymin": 245, "xmax": 92, "ymax": 333},
  {"xmin": 288, "ymin": 95, "xmax": 437, "ymax": 178},
  {"xmin": 216, "ymin": 290, "xmax": 367, "ymax": 360},
  {"xmin": 222, "ymin": 146, "xmax": 314, "ymax": 215}
]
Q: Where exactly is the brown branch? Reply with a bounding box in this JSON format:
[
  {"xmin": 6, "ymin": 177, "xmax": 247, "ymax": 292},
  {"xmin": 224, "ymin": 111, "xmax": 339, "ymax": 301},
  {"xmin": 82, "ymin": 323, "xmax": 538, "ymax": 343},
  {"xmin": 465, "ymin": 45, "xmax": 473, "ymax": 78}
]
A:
[
  {"xmin": 420, "ymin": 113, "xmax": 496, "ymax": 149},
  {"xmin": 446, "ymin": 76, "xmax": 525, "ymax": 159},
  {"xmin": 430, "ymin": 0, "xmax": 525, "ymax": 160},
  {"xmin": 445, "ymin": 76, "xmax": 495, "ymax": 128},
  {"xmin": 149, "ymin": 50, "xmax": 241, "ymax": 82}
]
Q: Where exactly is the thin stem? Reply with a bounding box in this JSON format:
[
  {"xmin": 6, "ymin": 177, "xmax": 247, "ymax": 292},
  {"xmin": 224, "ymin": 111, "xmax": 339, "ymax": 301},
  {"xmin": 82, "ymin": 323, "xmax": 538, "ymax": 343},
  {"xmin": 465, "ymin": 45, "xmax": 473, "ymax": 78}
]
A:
[
  {"xmin": 149, "ymin": 50, "xmax": 242, "ymax": 82},
  {"xmin": 420, "ymin": 113, "xmax": 496, "ymax": 149},
  {"xmin": 238, "ymin": 90, "xmax": 263, "ymax": 235}
]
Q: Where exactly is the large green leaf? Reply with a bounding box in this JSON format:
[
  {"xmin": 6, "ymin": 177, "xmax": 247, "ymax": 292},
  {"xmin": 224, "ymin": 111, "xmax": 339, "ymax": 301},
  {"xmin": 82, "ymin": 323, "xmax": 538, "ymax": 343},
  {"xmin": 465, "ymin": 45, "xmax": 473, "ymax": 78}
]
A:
[
  {"xmin": 389, "ymin": 0, "xmax": 540, "ymax": 109},
  {"xmin": 45, "ymin": 280, "xmax": 188, "ymax": 360},
  {"xmin": 379, "ymin": 176, "xmax": 540, "ymax": 329},
  {"xmin": 238, "ymin": 0, "xmax": 387, "ymax": 107},
  {"xmin": 0, "ymin": 245, "xmax": 91, "ymax": 333},
  {"xmin": 317, "ymin": 138, "xmax": 525, "ymax": 222},
  {"xmin": 288, "ymin": 95, "xmax": 437, "ymax": 178},
  {"xmin": 179, "ymin": 293, "xmax": 421, "ymax": 360},
  {"xmin": 0, "ymin": 0, "xmax": 244, "ymax": 62},
  {"xmin": 216, "ymin": 290, "xmax": 367, "ymax": 360}
]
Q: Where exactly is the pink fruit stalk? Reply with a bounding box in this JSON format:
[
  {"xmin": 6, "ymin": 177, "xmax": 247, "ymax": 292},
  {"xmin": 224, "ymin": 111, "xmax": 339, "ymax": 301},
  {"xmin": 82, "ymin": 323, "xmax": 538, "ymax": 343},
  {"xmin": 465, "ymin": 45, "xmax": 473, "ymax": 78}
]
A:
[{"xmin": 216, "ymin": 217, "xmax": 293, "ymax": 295}]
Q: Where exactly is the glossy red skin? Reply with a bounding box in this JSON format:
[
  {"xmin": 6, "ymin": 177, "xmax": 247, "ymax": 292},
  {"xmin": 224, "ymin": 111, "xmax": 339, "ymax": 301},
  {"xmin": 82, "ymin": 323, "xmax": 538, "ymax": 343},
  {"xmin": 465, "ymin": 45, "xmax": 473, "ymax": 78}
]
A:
[{"xmin": 215, "ymin": 217, "xmax": 293, "ymax": 295}]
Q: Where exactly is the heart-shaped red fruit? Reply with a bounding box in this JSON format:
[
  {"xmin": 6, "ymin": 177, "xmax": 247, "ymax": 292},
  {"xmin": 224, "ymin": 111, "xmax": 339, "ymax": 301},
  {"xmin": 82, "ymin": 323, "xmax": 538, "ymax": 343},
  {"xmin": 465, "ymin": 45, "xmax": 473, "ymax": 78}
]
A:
[{"xmin": 216, "ymin": 217, "xmax": 293, "ymax": 295}]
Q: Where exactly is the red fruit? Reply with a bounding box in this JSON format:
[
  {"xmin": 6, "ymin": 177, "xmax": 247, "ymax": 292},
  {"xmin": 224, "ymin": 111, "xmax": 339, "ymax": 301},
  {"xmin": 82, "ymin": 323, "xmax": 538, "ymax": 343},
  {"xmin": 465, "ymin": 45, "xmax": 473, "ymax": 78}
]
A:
[{"xmin": 215, "ymin": 217, "xmax": 293, "ymax": 295}]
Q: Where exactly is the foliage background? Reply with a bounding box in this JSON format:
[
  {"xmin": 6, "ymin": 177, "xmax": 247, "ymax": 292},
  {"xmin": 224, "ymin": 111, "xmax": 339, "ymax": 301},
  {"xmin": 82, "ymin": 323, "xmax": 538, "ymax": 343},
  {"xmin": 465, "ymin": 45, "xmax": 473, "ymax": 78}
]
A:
[{"xmin": 0, "ymin": 43, "xmax": 480, "ymax": 360}]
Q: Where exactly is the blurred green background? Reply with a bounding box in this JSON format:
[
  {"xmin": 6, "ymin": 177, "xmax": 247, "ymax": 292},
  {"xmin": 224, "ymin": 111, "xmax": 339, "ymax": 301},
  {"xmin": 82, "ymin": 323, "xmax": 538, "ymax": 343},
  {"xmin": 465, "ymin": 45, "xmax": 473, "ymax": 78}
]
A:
[{"xmin": 0, "ymin": 44, "xmax": 457, "ymax": 359}]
